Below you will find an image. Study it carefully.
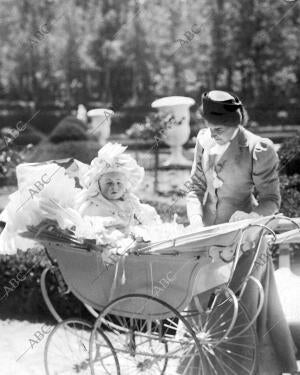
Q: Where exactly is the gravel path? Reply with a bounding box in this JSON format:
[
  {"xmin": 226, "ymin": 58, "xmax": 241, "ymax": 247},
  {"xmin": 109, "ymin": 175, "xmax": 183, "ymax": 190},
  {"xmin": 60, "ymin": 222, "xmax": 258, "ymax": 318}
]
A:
[
  {"xmin": 0, "ymin": 319, "xmax": 180, "ymax": 375},
  {"xmin": 1, "ymin": 320, "xmax": 51, "ymax": 375},
  {"xmin": 1, "ymin": 316, "xmax": 299, "ymax": 375}
]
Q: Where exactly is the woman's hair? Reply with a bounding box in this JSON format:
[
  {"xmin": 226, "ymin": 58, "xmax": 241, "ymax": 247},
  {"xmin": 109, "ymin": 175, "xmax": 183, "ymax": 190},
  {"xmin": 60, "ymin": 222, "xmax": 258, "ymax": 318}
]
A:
[{"xmin": 239, "ymin": 105, "xmax": 249, "ymax": 127}]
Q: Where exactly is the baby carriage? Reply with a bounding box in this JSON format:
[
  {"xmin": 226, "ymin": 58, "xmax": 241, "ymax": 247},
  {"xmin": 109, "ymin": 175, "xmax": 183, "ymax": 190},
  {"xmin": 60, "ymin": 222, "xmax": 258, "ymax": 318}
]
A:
[{"xmin": 20, "ymin": 214, "xmax": 300, "ymax": 375}]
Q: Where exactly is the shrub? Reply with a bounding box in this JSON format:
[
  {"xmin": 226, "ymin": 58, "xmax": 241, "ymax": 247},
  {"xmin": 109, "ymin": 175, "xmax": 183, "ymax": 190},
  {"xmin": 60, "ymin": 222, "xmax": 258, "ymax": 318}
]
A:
[
  {"xmin": 111, "ymin": 110, "xmax": 148, "ymax": 135},
  {"xmin": 49, "ymin": 116, "xmax": 89, "ymax": 143},
  {"xmin": 13, "ymin": 127, "xmax": 45, "ymax": 146},
  {"xmin": 1, "ymin": 126, "xmax": 44, "ymax": 147},
  {"xmin": 279, "ymin": 174, "xmax": 300, "ymax": 217},
  {"xmin": 278, "ymin": 133, "xmax": 300, "ymax": 175},
  {"xmin": 0, "ymin": 249, "xmax": 90, "ymax": 323},
  {"xmin": 26, "ymin": 140, "xmax": 100, "ymax": 164},
  {"xmin": 31, "ymin": 111, "xmax": 68, "ymax": 135},
  {"xmin": 126, "ymin": 113, "xmax": 185, "ymax": 141},
  {"xmin": 0, "ymin": 145, "xmax": 33, "ymax": 185},
  {"xmin": 189, "ymin": 110, "xmax": 204, "ymax": 139}
]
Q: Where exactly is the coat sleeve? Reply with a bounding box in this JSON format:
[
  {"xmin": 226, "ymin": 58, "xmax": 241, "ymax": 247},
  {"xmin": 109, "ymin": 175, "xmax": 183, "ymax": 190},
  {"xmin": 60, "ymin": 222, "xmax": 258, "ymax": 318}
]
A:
[
  {"xmin": 252, "ymin": 139, "xmax": 281, "ymax": 216},
  {"xmin": 186, "ymin": 135, "xmax": 207, "ymax": 221}
]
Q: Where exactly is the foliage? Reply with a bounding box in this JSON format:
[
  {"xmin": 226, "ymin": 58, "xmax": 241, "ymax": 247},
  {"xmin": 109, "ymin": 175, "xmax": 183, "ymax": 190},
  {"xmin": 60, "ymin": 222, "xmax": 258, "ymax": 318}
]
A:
[
  {"xmin": 126, "ymin": 112, "xmax": 185, "ymax": 140},
  {"xmin": 189, "ymin": 111, "xmax": 204, "ymax": 139},
  {"xmin": 279, "ymin": 174, "xmax": 300, "ymax": 217},
  {"xmin": 0, "ymin": 0, "xmax": 298, "ymax": 123},
  {"xmin": 278, "ymin": 133, "xmax": 300, "ymax": 175},
  {"xmin": 0, "ymin": 249, "xmax": 89, "ymax": 322},
  {"xmin": 49, "ymin": 116, "xmax": 89, "ymax": 143},
  {"xmin": 111, "ymin": 109, "xmax": 148, "ymax": 135},
  {"xmin": 0, "ymin": 147, "xmax": 23, "ymax": 177},
  {"xmin": 0, "ymin": 145, "xmax": 32, "ymax": 183},
  {"xmin": 12, "ymin": 127, "xmax": 45, "ymax": 146}
]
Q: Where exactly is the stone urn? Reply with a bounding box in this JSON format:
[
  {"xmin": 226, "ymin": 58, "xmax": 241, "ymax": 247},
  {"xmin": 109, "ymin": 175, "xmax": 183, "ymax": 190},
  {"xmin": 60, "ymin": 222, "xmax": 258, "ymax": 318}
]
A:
[
  {"xmin": 87, "ymin": 108, "xmax": 114, "ymax": 146},
  {"xmin": 151, "ymin": 96, "xmax": 195, "ymax": 166}
]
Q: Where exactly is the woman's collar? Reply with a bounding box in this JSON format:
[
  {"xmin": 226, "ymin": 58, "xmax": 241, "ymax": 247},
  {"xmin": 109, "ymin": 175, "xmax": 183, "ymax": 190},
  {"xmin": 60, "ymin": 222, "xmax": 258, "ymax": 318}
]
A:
[{"xmin": 230, "ymin": 127, "xmax": 239, "ymax": 141}]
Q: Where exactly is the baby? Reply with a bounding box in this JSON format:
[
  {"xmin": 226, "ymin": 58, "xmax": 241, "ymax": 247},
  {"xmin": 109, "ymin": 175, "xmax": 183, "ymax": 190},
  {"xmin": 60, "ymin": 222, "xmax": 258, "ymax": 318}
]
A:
[
  {"xmin": 75, "ymin": 143, "xmax": 161, "ymax": 232},
  {"xmin": 0, "ymin": 143, "xmax": 160, "ymax": 255}
]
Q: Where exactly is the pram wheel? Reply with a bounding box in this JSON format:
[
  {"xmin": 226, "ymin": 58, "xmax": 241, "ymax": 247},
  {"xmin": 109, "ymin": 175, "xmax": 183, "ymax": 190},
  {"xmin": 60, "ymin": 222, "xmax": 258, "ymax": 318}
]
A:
[
  {"xmin": 41, "ymin": 266, "xmax": 70, "ymax": 322},
  {"xmin": 44, "ymin": 318, "xmax": 120, "ymax": 375},
  {"xmin": 41, "ymin": 266, "xmax": 84, "ymax": 322},
  {"xmin": 89, "ymin": 294, "xmax": 202, "ymax": 375},
  {"xmin": 182, "ymin": 288, "xmax": 258, "ymax": 375}
]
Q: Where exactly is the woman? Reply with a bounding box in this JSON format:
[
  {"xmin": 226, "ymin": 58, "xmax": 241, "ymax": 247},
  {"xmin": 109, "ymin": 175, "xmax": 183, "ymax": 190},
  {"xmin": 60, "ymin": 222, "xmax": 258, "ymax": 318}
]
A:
[
  {"xmin": 186, "ymin": 90, "xmax": 281, "ymax": 227},
  {"xmin": 182, "ymin": 90, "xmax": 297, "ymax": 374},
  {"xmin": 183, "ymin": 90, "xmax": 297, "ymax": 374}
]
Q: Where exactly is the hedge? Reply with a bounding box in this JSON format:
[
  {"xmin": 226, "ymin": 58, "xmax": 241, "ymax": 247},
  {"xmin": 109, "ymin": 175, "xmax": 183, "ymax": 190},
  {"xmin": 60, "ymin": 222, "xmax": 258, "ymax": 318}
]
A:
[
  {"xmin": 49, "ymin": 116, "xmax": 89, "ymax": 143},
  {"xmin": 277, "ymin": 133, "xmax": 300, "ymax": 175},
  {"xmin": 0, "ymin": 249, "xmax": 90, "ymax": 323},
  {"xmin": 1, "ymin": 126, "xmax": 45, "ymax": 148},
  {"xmin": 280, "ymin": 174, "xmax": 300, "ymax": 217},
  {"xmin": 26, "ymin": 140, "xmax": 100, "ymax": 164}
]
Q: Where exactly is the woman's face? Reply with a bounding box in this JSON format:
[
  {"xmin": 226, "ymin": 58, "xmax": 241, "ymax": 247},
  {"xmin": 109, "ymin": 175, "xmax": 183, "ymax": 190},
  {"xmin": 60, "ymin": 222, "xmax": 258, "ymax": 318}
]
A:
[
  {"xmin": 98, "ymin": 172, "xmax": 127, "ymax": 200},
  {"xmin": 206, "ymin": 123, "xmax": 237, "ymax": 145}
]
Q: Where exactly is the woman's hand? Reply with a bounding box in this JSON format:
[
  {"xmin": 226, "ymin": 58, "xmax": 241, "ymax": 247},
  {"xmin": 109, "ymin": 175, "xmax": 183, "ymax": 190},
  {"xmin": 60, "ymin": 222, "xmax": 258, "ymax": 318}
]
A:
[{"xmin": 229, "ymin": 210, "xmax": 261, "ymax": 222}]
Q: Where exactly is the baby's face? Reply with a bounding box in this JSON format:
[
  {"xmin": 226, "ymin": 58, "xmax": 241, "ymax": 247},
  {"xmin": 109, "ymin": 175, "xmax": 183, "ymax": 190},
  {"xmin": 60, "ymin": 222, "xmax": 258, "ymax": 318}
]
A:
[{"xmin": 98, "ymin": 172, "xmax": 127, "ymax": 200}]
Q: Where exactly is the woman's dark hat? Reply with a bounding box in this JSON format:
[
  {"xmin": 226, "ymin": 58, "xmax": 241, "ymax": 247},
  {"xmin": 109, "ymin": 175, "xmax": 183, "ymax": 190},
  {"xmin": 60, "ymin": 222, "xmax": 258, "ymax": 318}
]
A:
[{"xmin": 200, "ymin": 90, "xmax": 243, "ymax": 127}]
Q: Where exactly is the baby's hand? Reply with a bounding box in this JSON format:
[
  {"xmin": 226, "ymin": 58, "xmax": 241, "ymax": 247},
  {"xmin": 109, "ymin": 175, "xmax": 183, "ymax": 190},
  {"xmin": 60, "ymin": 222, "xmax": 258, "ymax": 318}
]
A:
[
  {"xmin": 102, "ymin": 217, "xmax": 119, "ymax": 227},
  {"xmin": 102, "ymin": 248, "xmax": 120, "ymax": 266},
  {"xmin": 102, "ymin": 217, "xmax": 128, "ymax": 232},
  {"xmin": 132, "ymin": 237, "xmax": 150, "ymax": 251}
]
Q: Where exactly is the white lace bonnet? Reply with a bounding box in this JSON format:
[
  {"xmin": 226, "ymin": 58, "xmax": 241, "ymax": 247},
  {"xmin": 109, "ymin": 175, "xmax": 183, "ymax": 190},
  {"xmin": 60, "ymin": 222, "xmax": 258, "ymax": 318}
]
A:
[{"xmin": 81, "ymin": 142, "xmax": 145, "ymax": 196}]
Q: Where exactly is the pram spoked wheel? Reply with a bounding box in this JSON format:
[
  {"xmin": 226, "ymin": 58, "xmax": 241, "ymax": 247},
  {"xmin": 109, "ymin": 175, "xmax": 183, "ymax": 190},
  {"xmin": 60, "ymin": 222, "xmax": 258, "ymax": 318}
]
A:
[
  {"xmin": 89, "ymin": 294, "xmax": 202, "ymax": 375},
  {"xmin": 41, "ymin": 265, "xmax": 91, "ymax": 322},
  {"xmin": 44, "ymin": 318, "xmax": 119, "ymax": 375},
  {"xmin": 41, "ymin": 266, "xmax": 71, "ymax": 322},
  {"xmin": 182, "ymin": 287, "xmax": 258, "ymax": 375}
]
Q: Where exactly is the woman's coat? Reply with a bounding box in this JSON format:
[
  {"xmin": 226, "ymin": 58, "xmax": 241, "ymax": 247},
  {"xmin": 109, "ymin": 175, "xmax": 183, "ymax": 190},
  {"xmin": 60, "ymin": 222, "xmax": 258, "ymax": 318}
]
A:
[{"xmin": 186, "ymin": 126, "xmax": 281, "ymax": 225}]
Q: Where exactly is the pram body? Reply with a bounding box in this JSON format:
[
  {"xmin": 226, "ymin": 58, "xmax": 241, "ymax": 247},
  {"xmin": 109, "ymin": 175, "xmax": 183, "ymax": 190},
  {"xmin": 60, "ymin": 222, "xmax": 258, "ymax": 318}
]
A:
[{"xmin": 20, "ymin": 214, "xmax": 300, "ymax": 375}]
